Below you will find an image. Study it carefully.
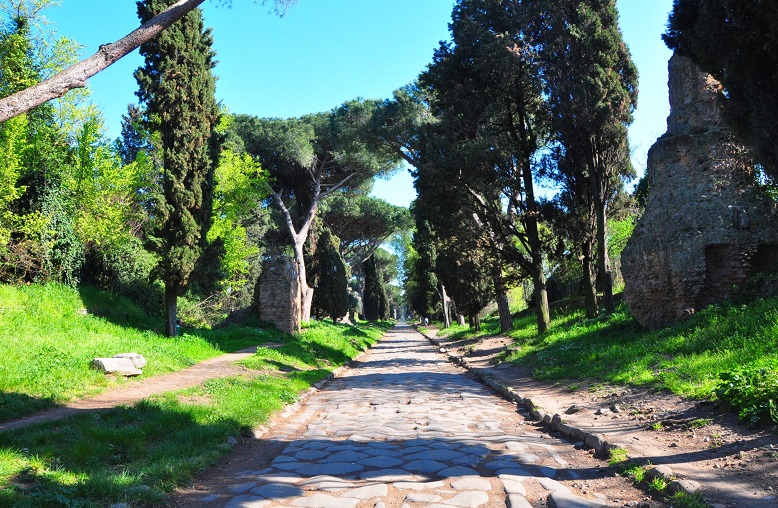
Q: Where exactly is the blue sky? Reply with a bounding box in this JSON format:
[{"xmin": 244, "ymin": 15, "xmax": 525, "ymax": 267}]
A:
[{"xmin": 44, "ymin": 0, "xmax": 673, "ymax": 208}]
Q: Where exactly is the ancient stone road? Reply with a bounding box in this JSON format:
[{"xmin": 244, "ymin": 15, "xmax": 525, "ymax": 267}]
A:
[{"xmin": 190, "ymin": 324, "xmax": 622, "ymax": 508}]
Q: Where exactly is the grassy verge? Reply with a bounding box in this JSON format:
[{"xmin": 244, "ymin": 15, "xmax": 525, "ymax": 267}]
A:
[
  {"xmin": 0, "ymin": 285, "xmax": 392, "ymax": 507},
  {"xmin": 435, "ymin": 296, "xmax": 778, "ymax": 423},
  {"xmin": 0, "ymin": 284, "xmax": 276, "ymax": 422}
]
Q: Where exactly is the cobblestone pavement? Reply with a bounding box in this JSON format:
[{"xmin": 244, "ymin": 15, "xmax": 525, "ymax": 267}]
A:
[{"xmin": 184, "ymin": 324, "xmax": 633, "ymax": 508}]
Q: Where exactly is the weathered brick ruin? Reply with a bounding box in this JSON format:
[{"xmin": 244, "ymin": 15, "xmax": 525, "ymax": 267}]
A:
[
  {"xmin": 622, "ymin": 54, "xmax": 778, "ymax": 330},
  {"xmin": 255, "ymin": 256, "xmax": 301, "ymax": 334}
]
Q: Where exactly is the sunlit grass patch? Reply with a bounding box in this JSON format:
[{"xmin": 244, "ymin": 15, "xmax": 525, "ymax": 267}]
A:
[
  {"xmin": 0, "ymin": 284, "xmax": 273, "ymax": 422},
  {"xmin": 491, "ymin": 297, "xmax": 778, "ymax": 403}
]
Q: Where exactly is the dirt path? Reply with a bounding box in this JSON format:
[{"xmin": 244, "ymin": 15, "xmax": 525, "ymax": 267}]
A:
[
  {"xmin": 423, "ymin": 327, "xmax": 778, "ymax": 508},
  {"xmin": 0, "ymin": 346, "xmax": 259, "ymax": 434}
]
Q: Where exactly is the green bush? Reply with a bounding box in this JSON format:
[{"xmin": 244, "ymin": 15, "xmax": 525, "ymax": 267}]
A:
[{"xmin": 716, "ymin": 365, "xmax": 778, "ymax": 426}]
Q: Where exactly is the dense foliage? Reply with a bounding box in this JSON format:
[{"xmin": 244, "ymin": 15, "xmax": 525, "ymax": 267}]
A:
[
  {"xmin": 664, "ymin": 0, "xmax": 778, "ymax": 179},
  {"xmin": 229, "ymin": 102, "xmax": 401, "ymax": 321},
  {"xmin": 373, "ymin": 0, "xmax": 637, "ymax": 331}
]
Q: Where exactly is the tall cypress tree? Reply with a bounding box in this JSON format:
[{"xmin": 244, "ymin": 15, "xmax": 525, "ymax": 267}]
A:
[
  {"xmin": 363, "ymin": 253, "xmax": 387, "ymax": 321},
  {"xmin": 312, "ymin": 227, "xmax": 349, "ymax": 323},
  {"xmin": 135, "ymin": 0, "xmax": 219, "ymax": 336},
  {"xmin": 536, "ymin": 0, "xmax": 638, "ymax": 314}
]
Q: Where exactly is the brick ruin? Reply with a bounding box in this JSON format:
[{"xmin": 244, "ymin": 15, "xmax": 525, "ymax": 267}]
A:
[
  {"xmin": 254, "ymin": 256, "xmax": 301, "ymax": 334},
  {"xmin": 622, "ymin": 53, "xmax": 778, "ymax": 330}
]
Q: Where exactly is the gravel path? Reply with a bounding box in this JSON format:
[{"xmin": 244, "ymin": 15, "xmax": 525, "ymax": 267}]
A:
[{"xmin": 172, "ymin": 324, "xmax": 648, "ymax": 508}]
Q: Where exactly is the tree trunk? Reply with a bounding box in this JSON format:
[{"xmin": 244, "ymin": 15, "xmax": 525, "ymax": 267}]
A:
[
  {"xmin": 457, "ymin": 314, "xmax": 466, "ymax": 326},
  {"xmin": 493, "ymin": 263, "xmax": 512, "ymax": 332},
  {"xmin": 533, "ymin": 269, "xmax": 550, "ymax": 334},
  {"xmin": 581, "ymin": 238, "xmax": 598, "ymax": 319},
  {"xmin": 472, "ymin": 314, "xmax": 481, "ymax": 332},
  {"xmin": 164, "ymin": 283, "xmax": 178, "ymax": 337},
  {"xmin": 441, "ymin": 282, "xmax": 451, "ymax": 329},
  {"xmin": 293, "ymin": 239, "xmax": 313, "ymax": 322},
  {"xmin": 521, "ymin": 160, "xmax": 551, "ymax": 333},
  {"xmin": 594, "ymin": 194, "xmax": 615, "ymax": 313}
]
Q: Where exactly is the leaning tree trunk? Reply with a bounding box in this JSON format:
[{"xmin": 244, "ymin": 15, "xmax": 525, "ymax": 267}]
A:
[
  {"xmin": 440, "ymin": 282, "xmax": 451, "ymax": 329},
  {"xmin": 164, "ymin": 283, "xmax": 178, "ymax": 337},
  {"xmin": 522, "ymin": 160, "xmax": 551, "ymax": 334},
  {"xmin": 0, "ymin": 0, "xmax": 208, "ymax": 123},
  {"xmin": 293, "ymin": 240, "xmax": 314, "ymax": 323},
  {"xmin": 493, "ymin": 263, "xmax": 512, "ymax": 333},
  {"xmin": 532, "ymin": 269, "xmax": 550, "ymax": 334}
]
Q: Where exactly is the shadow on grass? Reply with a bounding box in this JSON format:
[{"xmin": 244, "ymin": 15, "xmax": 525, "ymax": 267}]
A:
[
  {"xmin": 501, "ymin": 297, "xmax": 778, "ymax": 401},
  {"xmin": 77, "ymin": 285, "xmax": 274, "ymax": 354},
  {"xmin": 77, "ymin": 285, "xmax": 163, "ymax": 334},
  {"xmin": 0, "ymin": 392, "xmax": 56, "ymax": 424},
  {"xmin": 0, "ymin": 400, "xmax": 245, "ymax": 508}
]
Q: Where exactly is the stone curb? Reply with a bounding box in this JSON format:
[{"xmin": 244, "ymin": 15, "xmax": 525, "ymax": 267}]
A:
[{"xmin": 416, "ymin": 327, "xmax": 704, "ymax": 501}]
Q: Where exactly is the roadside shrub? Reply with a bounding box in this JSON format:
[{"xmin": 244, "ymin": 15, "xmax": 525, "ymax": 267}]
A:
[{"xmin": 716, "ymin": 365, "xmax": 778, "ymax": 426}]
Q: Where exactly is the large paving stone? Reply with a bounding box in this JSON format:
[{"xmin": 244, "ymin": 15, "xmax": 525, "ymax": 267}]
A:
[
  {"xmin": 437, "ymin": 466, "xmax": 480, "ymax": 478},
  {"xmin": 403, "ymin": 459, "xmax": 448, "ymax": 473},
  {"xmin": 296, "ymin": 450, "xmax": 330, "ymax": 461},
  {"xmin": 256, "ymin": 473, "xmax": 302, "ymax": 485},
  {"xmin": 546, "ymin": 492, "xmax": 607, "ymax": 508},
  {"xmin": 358, "ymin": 456, "xmax": 404, "ymax": 468},
  {"xmin": 405, "ymin": 449, "xmax": 464, "ymax": 461},
  {"xmin": 344, "ymin": 484, "xmax": 388, "ymax": 500},
  {"xmin": 450, "ymin": 478, "xmax": 492, "ymax": 492},
  {"xmin": 536, "ymin": 478, "xmax": 571, "ymax": 494},
  {"xmin": 325, "ymin": 450, "xmax": 369, "ymax": 462},
  {"xmin": 506, "ymin": 494, "xmax": 533, "ymax": 508},
  {"xmin": 360, "ymin": 469, "xmax": 417, "ymax": 482},
  {"xmin": 224, "ymin": 495, "xmax": 273, "ymax": 508},
  {"xmin": 297, "ymin": 462, "xmax": 364, "ymax": 477},
  {"xmin": 251, "ymin": 482, "xmax": 302, "ymax": 500},
  {"xmin": 291, "ymin": 494, "xmax": 360, "ymax": 508},
  {"xmin": 439, "ymin": 491, "xmax": 490, "ymax": 508}
]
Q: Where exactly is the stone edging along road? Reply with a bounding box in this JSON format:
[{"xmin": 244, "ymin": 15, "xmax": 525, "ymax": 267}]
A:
[{"xmin": 416, "ymin": 328, "xmax": 703, "ymax": 499}]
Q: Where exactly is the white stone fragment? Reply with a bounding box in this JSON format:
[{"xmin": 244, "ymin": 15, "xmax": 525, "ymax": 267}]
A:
[{"xmin": 92, "ymin": 357, "xmax": 142, "ymax": 376}]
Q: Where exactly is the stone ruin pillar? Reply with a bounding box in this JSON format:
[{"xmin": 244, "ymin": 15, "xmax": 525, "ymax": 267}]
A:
[
  {"xmin": 254, "ymin": 256, "xmax": 301, "ymax": 334},
  {"xmin": 622, "ymin": 53, "xmax": 778, "ymax": 330}
]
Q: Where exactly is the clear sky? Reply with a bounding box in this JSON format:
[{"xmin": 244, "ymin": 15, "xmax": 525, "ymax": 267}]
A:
[{"xmin": 44, "ymin": 0, "xmax": 673, "ymax": 208}]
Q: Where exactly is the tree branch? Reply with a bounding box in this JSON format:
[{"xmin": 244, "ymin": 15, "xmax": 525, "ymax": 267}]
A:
[
  {"xmin": 320, "ymin": 172, "xmax": 356, "ymax": 199},
  {"xmin": 269, "ymin": 188, "xmax": 304, "ymax": 247},
  {"xmin": 0, "ymin": 0, "xmax": 207, "ymax": 123}
]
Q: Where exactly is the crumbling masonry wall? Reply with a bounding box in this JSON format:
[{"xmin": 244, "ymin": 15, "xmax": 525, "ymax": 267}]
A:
[
  {"xmin": 622, "ymin": 54, "xmax": 778, "ymax": 330},
  {"xmin": 255, "ymin": 256, "xmax": 301, "ymax": 334}
]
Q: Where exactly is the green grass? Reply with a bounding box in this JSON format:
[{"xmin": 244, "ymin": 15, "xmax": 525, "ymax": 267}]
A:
[
  {"xmin": 0, "ymin": 283, "xmax": 392, "ymax": 507},
  {"xmin": 0, "ymin": 284, "xmax": 271, "ymax": 422},
  {"xmin": 434, "ymin": 295, "xmax": 778, "ymax": 422},
  {"xmin": 496, "ymin": 298, "xmax": 778, "ymax": 400}
]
